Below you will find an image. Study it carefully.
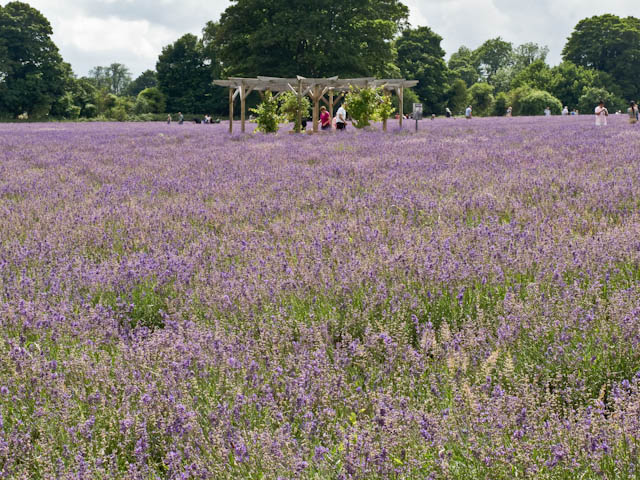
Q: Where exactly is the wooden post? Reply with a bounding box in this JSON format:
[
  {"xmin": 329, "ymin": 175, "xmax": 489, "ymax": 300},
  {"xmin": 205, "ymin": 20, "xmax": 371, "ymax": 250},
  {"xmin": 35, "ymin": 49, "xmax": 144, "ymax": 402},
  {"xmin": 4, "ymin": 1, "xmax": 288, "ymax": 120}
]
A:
[
  {"xmin": 312, "ymin": 85, "xmax": 320, "ymax": 133},
  {"xmin": 229, "ymin": 87, "xmax": 234, "ymax": 134},
  {"xmin": 383, "ymin": 89, "xmax": 390, "ymax": 132},
  {"xmin": 398, "ymin": 86, "xmax": 404, "ymax": 129},
  {"xmin": 240, "ymin": 84, "xmax": 246, "ymax": 133},
  {"xmin": 296, "ymin": 78, "xmax": 303, "ymax": 133},
  {"xmin": 329, "ymin": 90, "xmax": 334, "ymax": 119}
]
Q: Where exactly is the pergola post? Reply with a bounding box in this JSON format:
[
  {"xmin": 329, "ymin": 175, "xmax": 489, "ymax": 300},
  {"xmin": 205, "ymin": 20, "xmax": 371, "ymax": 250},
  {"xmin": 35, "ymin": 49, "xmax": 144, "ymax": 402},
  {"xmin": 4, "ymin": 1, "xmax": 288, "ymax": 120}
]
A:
[
  {"xmin": 240, "ymin": 84, "xmax": 246, "ymax": 133},
  {"xmin": 398, "ymin": 86, "xmax": 404, "ymax": 129},
  {"xmin": 229, "ymin": 88, "xmax": 234, "ymax": 134},
  {"xmin": 296, "ymin": 78, "xmax": 303, "ymax": 133},
  {"xmin": 383, "ymin": 89, "xmax": 391, "ymax": 132},
  {"xmin": 312, "ymin": 85, "xmax": 320, "ymax": 133},
  {"xmin": 329, "ymin": 90, "xmax": 334, "ymax": 118}
]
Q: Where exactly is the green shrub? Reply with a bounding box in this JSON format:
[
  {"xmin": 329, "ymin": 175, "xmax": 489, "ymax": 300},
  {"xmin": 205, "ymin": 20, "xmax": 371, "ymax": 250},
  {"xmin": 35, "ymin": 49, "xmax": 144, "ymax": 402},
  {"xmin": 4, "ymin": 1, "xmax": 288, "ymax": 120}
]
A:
[
  {"xmin": 492, "ymin": 92, "xmax": 509, "ymax": 116},
  {"xmin": 578, "ymin": 87, "xmax": 625, "ymax": 115},
  {"xmin": 519, "ymin": 89, "xmax": 562, "ymax": 115},
  {"xmin": 135, "ymin": 87, "xmax": 166, "ymax": 114},
  {"xmin": 468, "ymin": 82, "xmax": 494, "ymax": 116},
  {"xmin": 251, "ymin": 91, "xmax": 280, "ymax": 133},
  {"xmin": 344, "ymin": 87, "xmax": 379, "ymax": 128},
  {"xmin": 279, "ymin": 91, "xmax": 311, "ymax": 132}
]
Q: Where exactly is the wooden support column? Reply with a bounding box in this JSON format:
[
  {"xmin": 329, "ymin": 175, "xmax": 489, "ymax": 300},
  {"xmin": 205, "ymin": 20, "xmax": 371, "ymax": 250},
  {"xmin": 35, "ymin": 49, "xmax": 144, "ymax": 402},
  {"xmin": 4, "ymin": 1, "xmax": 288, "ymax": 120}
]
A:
[
  {"xmin": 296, "ymin": 78, "xmax": 303, "ymax": 133},
  {"xmin": 229, "ymin": 87, "xmax": 234, "ymax": 134},
  {"xmin": 240, "ymin": 84, "xmax": 246, "ymax": 133},
  {"xmin": 329, "ymin": 90, "xmax": 334, "ymax": 118},
  {"xmin": 398, "ymin": 86, "xmax": 404, "ymax": 129},
  {"xmin": 312, "ymin": 85, "xmax": 320, "ymax": 133},
  {"xmin": 383, "ymin": 89, "xmax": 391, "ymax": 132}
]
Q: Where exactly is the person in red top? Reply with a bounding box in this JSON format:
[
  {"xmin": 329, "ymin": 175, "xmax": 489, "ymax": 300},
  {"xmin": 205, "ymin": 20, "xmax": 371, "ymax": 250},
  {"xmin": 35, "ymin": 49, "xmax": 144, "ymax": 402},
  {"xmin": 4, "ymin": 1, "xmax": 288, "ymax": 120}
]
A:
[{"xmin": 320, "ymin": 106, "xmax": 331, "ymax": 130}]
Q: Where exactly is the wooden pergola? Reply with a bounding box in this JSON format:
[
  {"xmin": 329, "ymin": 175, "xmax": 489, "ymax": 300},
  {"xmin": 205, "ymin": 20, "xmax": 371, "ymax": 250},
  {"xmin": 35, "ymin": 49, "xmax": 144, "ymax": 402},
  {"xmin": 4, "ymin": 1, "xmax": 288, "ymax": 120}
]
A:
[{"xmin": 213, "ymin": 76, "xmax": 418, "ymax": 133}]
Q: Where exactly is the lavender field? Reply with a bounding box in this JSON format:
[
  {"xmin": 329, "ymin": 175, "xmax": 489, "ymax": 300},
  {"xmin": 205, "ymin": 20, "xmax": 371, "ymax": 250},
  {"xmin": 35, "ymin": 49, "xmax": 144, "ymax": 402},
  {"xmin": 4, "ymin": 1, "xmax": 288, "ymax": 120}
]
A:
[{"xmin": 1, "ymin": 116, "xmax": 640, "ymax": 479}]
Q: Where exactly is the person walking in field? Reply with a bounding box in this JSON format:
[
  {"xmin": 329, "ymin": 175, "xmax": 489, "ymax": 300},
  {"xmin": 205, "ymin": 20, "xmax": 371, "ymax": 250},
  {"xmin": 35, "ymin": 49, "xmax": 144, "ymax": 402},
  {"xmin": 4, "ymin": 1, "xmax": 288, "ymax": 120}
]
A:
[
  {"xmin": 336, "ymin": 104, "xmax": 347, "ymax": 130},
  {"xmin": 506, "ymin": 106, "xmax": 512, "ymax": 117},
  {"xmin": 629, "ymin": 101, "xmax": 639, "ymax": 124},
  {"xmin": 465, "ymin": 105, "xmax": 472, "ymax": 119},
  {"xmin": 178, "ymin": 112, "xmax": 184, "ymax": 125},
  {"xmin": 320, "ymin": 106, "xmax": 331, "ymax": 130},
  {"xmin": 595, "ymin": 101, "xmax": 608, "ymax": 126},
  {"xmin": 544, "ymin": 106, "xmax": 551, "ymax": 117},
  {"xmin": 562, "ymin": 106, "xmax": 569, "ymax": 116},
  {"xmin": 167, "ymin": 114, "xmax": 172, "ymax": 124}
]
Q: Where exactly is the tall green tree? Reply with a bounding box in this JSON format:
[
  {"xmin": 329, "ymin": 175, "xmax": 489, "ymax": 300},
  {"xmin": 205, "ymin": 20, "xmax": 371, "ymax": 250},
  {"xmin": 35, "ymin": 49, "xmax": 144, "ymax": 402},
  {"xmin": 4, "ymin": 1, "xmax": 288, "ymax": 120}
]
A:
[
  {"xmin": 127, "ymin": 69, "xmax": 157, "ymax": 97},
  {"xmin": 510, "ymin": 59, "xmax": 552, "ymax": 91},
  {"xmin": 447, "ymin": 78, "xmax": 469, "ymax": 114},
  {"xmin": 448, "ymin": 46, "xmax": 480, "ymax": 87},
  {"xmin": 468, "ymin": 82, "xmax": 494, "ymax": 116},
  {"xmin": 395, "ymin": 26, "xmax": 447, "ymax": 113},
  {"xmin": 562, "ymin": 14, "xmax": 640, "ymax": 100},
  {"xmin": 512, "ymin": 42, "xmax": 549, "ymax": 70},
  {"xmin": 474, "ymin": 37, "xmax": 513, "ymax": 83},
  {"xmin": 216, "ymin": 0, "xmax": 408, "ymax": 77},
  {"xmin": 88, "ymin": 63, "xmax": 132, "ymax": 95},
  {"xmin": 548, "ymin": 61, "xmax": 614, "ymax": 109},
  {"xmin": 0, "ymin": 1, "xmax": 67, "ymax": 117}
]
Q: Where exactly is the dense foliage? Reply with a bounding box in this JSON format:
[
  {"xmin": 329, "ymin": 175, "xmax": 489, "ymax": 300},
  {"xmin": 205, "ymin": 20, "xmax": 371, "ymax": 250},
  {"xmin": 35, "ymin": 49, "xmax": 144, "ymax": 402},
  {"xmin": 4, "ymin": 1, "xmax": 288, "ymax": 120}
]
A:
[
  {"xmin": 1, "ymin": 3, "xmax": 639, "ymax": 120},
  {"xmin": 2, "ymin": 118, "xmax": 640, "ymax": 477},
  {"xmin": 250, "ymin": 91, "xmax": 280, "ymax": 133}
]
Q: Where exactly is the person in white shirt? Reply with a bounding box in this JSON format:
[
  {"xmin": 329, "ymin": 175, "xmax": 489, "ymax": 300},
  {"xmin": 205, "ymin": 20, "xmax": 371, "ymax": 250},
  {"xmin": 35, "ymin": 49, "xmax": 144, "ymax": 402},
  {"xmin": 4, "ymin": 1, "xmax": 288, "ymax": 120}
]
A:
[
  {"xmin": 595, "ymin": 101, "xmax": 608, "ymax": 126},
  {"xmin": 336, "ymin": 105, "xmax": 347, "ymax": 130},
  {"xmin": 562, "ymin": 106, "xmax": 569, "ymax": 116},
  {"xmin": 544, "ymin": 106, "xmax": 551, "ymax": 117},
  {"xmin": 465, "ymin": 106, "xmax": 472, "ymax": 119}
]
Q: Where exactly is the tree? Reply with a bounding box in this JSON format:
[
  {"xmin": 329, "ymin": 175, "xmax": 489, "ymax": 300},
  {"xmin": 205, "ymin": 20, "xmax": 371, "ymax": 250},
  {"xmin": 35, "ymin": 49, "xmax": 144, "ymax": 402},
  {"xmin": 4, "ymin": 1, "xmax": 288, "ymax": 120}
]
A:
[
  {"xmin": 512, "ymin": 42, "xmax": 549, "ymax": 70},
  {"xmin": 474, "ymin": 37, "xmax": 513, "ymax": 83},
  {"xmin": 279, "ymin": 91, "xmax": 311, "ymax": 132},
  {"xmin": 127, "ymin": 70, "xmax": 157, "ymax": 97},
  {"xmin": 156, "ymin": 34, "xmax": 211, "ymax": 113},
  {"xmin": 135, "ymin": 87, "xmax": 166, "ymax": 114},
  {"xmin": 216, "ymin": 0, "xmax": 408, "ymax": 77},
  {"xmin": 492, "ymin": 91, "xmax": 509, "ymax": 116},
  {"xmin": 447, "ymin": 79, "xmax": 468, "ymax": 115},
  {"xmin": 468, "ymin": 83, "xmax": 494, "ymax": 116},
  {"xmin": 251, "ymin": 91, "xmax": 280, "ymax": 133},
  {"xmin": 511, "ymin": 59, "xmax": 552, "ymax": 91},
  {"xmin": 448, "ymin": 46, "xmax": 480, "ymax": 86},
  {"xmin": 395, "ymin": 26, "xmax": 447, "ymax": 113},
  {"xmin": 562, "ymin": 14, "xmax": 640, "ymax": 100},
  {"xmin": 88, "ymin": 63, "xmax": 132, "ymax": 95},
  {"xmin": 577, "ymin": 87, "xmax": 625, "ymax": 115},
  {"xmin": 519, "ymin": 90, "xmax": 562, "ymax": 116},
  {"xmin": 0, "ymin": 1, "xmax": 68, "ymax": 117},
  {"xmin": 548, "ymin": 61, "xmax": 612, "ymax": 109}
]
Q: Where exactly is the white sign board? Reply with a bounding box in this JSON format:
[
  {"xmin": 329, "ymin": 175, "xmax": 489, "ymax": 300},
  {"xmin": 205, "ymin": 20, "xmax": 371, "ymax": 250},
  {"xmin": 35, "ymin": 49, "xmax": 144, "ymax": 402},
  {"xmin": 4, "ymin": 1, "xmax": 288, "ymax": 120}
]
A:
[{"xmin": 413, "ymin": 103, "xmax": 423, "ymax": 120}]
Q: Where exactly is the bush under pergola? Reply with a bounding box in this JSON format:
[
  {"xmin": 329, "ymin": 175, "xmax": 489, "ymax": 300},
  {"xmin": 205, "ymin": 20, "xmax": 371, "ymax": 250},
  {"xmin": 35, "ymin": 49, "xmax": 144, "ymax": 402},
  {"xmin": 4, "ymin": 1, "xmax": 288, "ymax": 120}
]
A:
[{"xmin": 214, "ymin": 76, "xmax": 418, "ymax": 133}]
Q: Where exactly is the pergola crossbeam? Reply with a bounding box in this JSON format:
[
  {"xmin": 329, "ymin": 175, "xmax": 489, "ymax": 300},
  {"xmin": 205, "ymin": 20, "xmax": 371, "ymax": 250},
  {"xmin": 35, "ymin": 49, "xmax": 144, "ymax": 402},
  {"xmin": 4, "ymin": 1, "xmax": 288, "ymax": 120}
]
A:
[{"xmin": 213, "ymin": 76, "xmax": 418, "ymax": 133}]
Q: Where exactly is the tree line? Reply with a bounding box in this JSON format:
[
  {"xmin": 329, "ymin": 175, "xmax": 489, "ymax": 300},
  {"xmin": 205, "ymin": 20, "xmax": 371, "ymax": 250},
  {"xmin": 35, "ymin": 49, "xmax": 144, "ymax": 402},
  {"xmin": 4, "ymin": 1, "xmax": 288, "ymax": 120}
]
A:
[{"xmin": 1, "ymin": 0, "xmax": 639, "ymax": 120}]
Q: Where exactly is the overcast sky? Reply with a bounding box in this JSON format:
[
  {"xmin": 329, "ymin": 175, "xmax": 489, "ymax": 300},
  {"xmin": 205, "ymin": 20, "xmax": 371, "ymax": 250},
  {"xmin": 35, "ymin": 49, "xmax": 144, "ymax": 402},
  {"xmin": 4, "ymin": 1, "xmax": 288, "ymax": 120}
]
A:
[{"xmin": 5, "ymin": 0, "xmax": 639, "ymax": 78}]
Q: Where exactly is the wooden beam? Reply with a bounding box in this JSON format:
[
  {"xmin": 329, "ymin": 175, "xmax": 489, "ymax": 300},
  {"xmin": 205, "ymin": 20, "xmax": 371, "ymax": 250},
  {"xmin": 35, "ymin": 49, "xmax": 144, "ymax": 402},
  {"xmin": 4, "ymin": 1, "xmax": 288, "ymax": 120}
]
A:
[{"xmin": 383, "ymin": 90, "xmax": 391, "ymax": 132}]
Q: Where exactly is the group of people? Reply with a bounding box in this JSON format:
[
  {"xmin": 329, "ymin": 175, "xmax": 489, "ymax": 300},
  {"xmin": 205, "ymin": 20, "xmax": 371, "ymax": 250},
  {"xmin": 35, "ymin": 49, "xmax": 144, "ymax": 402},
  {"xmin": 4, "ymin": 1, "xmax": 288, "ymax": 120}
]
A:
[
  {"xmin": 301, "ymin": 104, "xmax": 348, "ymax": 131},
  {"xmin": 595, "ymin": 100, "xmax": 640, "ymax": 126}
]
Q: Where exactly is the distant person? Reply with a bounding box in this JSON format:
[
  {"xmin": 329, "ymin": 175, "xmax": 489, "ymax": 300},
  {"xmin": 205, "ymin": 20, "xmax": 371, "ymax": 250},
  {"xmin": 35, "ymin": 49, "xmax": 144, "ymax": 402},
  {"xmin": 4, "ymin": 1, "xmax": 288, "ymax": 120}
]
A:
[
  {"xmin": 595, "ymin": 100, "xmax": 608, "ymax": 126},
  {"xmin": 506, "ymin": 106, "xmax": 512, "ymax": 117},
  {"xmin": 336, "ymin": 104, "xmax": 347, "ymax": 130},
  {"xmin": 445, "ymin": 107, "xmax": 452, "ymax": 118},
  {"xmin": 465, "ymin": 105, "xmax": 472, "ymax": 119},
  {"xmin": 167, "ymin": 114, "xmax": 172, "ymax": 124},
  {"xmin": 629, "ymin": 101, "xmax": 639, "ymax": 124},
  {"xmin": 571, "ymin": 109, "xmax": 577, "ymax": 116},
  {"xmin": 178, "ymin": 112, "xmax": 184, "ymax": 125},
  {"xmin": 320, "ymin": 106, "xmax": 331, "ymax": 130},
  {"xmin": 562, "ymin": 106, "xmax": 569, "ymax": 116},
  {"xmin": 544, "ymin": 106, "xmax": 551, "ymax": 117}
]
